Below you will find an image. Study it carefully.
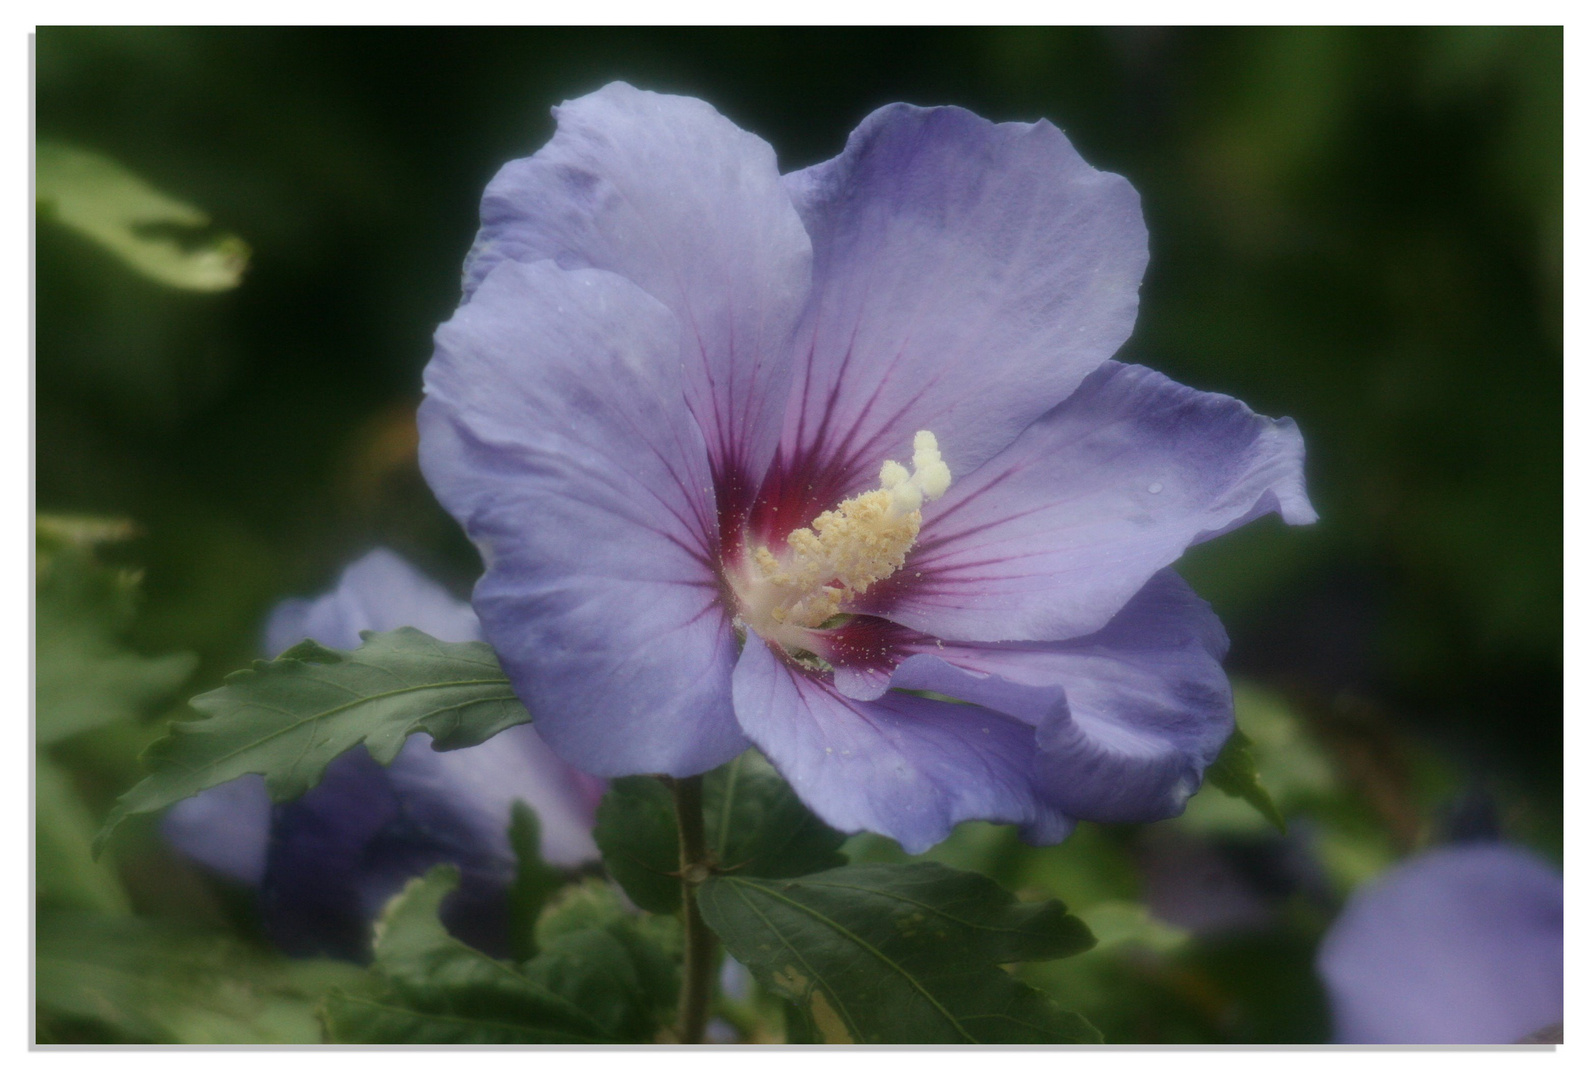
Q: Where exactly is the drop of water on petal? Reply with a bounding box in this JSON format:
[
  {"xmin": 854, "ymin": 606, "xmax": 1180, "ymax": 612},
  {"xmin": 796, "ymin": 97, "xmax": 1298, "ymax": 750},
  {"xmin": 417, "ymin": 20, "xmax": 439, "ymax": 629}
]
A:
[{"xmin": 1148, "ymin": 482, "xmax": 1164, "ymax": 494}]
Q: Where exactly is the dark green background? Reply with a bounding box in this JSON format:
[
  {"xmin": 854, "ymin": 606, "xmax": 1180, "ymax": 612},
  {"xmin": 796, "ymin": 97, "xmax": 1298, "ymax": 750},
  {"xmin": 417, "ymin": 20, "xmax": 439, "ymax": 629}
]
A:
[{"xmin": 35, "ymin": 26, "xmax": 1562, "ymax": 1042}]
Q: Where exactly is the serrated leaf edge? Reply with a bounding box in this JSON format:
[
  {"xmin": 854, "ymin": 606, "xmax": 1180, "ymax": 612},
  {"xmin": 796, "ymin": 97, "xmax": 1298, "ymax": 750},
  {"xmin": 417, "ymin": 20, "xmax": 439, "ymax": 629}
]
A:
[{"xmin": 94, "ymin": 630, "xmax": 526, "ymax": 855}]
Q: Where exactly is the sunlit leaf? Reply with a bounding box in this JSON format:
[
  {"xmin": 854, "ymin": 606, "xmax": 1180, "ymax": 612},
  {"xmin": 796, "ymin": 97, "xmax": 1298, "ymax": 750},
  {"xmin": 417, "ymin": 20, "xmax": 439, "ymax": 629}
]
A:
[
  {"xmin": 1073, "ymin": 900, "xmax": 1190, "ymax": 953},
  {"xmin": 36, "ymin": 513, "xmax": 139, "ymax": 564},
  {"xmin": 36, "ymin": 142, "xmax": 249, "ymax": 290}
]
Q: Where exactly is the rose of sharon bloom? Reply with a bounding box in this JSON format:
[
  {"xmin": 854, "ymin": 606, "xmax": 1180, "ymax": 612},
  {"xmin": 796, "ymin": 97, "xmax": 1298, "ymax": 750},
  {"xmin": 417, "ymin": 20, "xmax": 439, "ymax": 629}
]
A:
[
  {"xmin": 162, "ymin": 548, "xmax": 604, "ymax": 959},
  {"xmin": 1316, "ymin": 843, "xmax": 1564, "ymax": 1044},
  {"xmin": 421, "ymin": 83, "xmax": 1315, "ymax": 854}
]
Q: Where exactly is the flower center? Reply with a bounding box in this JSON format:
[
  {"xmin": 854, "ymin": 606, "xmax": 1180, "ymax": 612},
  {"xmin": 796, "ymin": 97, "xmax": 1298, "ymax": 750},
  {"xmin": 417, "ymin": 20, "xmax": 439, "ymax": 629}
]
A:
[{"xmin": 730, "ymin": 431, "xmax": 951, "ymax": 656}]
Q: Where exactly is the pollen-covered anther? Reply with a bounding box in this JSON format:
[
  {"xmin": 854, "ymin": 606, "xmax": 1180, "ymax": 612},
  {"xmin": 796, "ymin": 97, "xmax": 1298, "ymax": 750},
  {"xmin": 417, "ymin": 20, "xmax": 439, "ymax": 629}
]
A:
[{"xmin": 744, "ymin": 431, "xmax": 952, "ymax": 635}]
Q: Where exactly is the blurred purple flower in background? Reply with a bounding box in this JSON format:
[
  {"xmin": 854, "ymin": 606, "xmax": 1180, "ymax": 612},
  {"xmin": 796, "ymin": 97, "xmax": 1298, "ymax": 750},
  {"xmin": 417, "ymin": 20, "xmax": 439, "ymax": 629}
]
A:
[
  {"xmin": 420, "ymin": 83, "xmax": 1315, "ymax": 854},
  {"xmin": 1316, "ymin": 843, "xmax": 1563, "ymax": 1044},
  {"xmin": 163, "ymin": 549, "xmax": 604, "ymax": 959}
]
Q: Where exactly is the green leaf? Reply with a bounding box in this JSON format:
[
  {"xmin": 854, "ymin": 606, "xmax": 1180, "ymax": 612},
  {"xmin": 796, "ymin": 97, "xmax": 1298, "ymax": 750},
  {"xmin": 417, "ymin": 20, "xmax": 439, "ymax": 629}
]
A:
[
  {"xmin": 698, "ymin": 862, "xmax": 1100, "ymax": 1044},
  {"xmin": 36, "ymin": 142, "xmax": 249, "ymax": 291},
  {"xmin": 707, "ymin": 753, "xmax": 849, "ymax": 879},
  {"xmin": 1073, "ymin": 900, "xmax": 1190, "ymax": 953},
  {"xmin": 36, "ymin": 539, "xmax": 198, "ymax": 746},
  {"xmin": 326, "ymin": 867, "xmax": 606, "ymax": 1043},
  {"xmin": 593, "ymin": 777, "xmax": 682, "ymax": 915},
  {"xmin": 594, "ymin": 752, "xmax": 847, "ymax": 914},
  {"xmin": 506, "ymin": 801, "xmax": 565, "ymax": 962},
  {"xmin": 1204, "ymin": 725, "xmax": 1287, "ymax": 833},
  {"xmin": 95, "ymin": 628, "xmax": 529, "ymax": 854},
  {"xmin": 36, "ymin": 756, "xmax": 131, "ymax": 915},
  {"xmin": 36, "ymin": 512, "xmax": 140, "ymax": 561},
  {"xmin": 534, "ymin": 876, "xmax": 632, "ymax": 940},
  {"xmin": 525, "ymin": 881, "xmax": 679, "ymax": 1043},
  {"xmin": 320, "ymin": 993, "xmax": 589, "ymax": 1045},
  {"xmin": 323, "ymin": 866, "xmax": 674, "ymax": 1044},
  {"xmin": 36, "ymin": 910, "xmax": 372, "ymax": 1043}
]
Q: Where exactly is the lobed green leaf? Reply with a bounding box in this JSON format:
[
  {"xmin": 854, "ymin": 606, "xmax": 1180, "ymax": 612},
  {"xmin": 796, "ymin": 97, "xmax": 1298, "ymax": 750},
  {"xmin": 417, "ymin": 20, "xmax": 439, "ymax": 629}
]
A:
[
  {"xmin": 95, "ymin": 628, "xmax": 529, "ymax": 853},
  {"xmin": 525, "ymin": 882, "xmax": 680, "ymax": 1043},
  {"xmin": 698, "ymin": 861, "xmax": 1100, "ymax": 1044},
  {"xmin": 323, "ymin": 866, "xmax": 675, "ymax": 1044}
]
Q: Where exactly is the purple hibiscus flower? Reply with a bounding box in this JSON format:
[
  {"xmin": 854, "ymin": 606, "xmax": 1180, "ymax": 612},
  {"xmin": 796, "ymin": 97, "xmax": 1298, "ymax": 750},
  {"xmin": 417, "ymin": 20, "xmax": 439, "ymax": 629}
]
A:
[
  {"xmin": 1316, "ymin": 843, "xmax": 1564, "ymax": 1044},
  {"xmin": 420, "ymin": 83, "xmax": 1315, "ymax": 854},
  {"xmin": 162, "ymin": 548, "xmax": 604, "ymax": 959}
]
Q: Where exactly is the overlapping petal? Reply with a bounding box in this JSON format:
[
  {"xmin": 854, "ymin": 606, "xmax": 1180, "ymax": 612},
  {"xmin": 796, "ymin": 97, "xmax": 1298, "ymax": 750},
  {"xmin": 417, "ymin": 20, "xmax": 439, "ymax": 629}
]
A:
[
  {"xmin": 732, "ymin": 630, "xmax": 1072, "ymax": 854},
  {"xmin": 422, "ymin": 259, "xmax": 747, "ymax": 777},
  {"xmin": 853, "ymin": 362, "xmax": 1316, "ymax": 642},
  {"xmin": 463, "ymin": 82, "xmax": 812, "ymax": 487},
  {"xmin": 754, "ymin": 104, "xmax": 1148, "ymax": 539},
  {"xmin": 864, "ymin": 572, "xmax": 1233, "ymax": 823}
]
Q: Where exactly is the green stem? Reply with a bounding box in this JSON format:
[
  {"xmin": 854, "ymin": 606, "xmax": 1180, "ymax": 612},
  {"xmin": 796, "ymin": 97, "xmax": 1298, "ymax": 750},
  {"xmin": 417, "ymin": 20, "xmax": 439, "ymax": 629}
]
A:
[{"xmin": 672, "ymin": 774, "xmax": 715, "ymax": 1044}]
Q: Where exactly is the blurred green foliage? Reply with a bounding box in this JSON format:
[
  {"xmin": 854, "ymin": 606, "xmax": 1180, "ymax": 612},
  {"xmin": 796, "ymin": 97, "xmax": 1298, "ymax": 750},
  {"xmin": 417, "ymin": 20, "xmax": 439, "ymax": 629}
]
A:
[
  {"xmin": 37, "ymin": 142, "xmax": 250, "ymax": 291},
  {"xmin": 34, "ymin": 521, "xmax": 374, "ymax": 1042},
  {"xmin": 38, "ymin": 910, "xmax": 372, "ymax": 1043},
  {"xmin": 35, "ymin": 27, "xmax": 1560, "ymax": 1044}
]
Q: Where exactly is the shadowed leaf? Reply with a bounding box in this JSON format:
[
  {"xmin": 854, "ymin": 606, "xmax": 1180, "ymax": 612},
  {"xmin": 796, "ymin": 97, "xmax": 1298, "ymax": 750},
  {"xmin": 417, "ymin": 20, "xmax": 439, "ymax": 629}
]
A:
[
  {"xmin": 322, "ymin": 866, "xmax": 674, "ymax": 1044},
  {"xmin": 592, "ymin": 777, "xmax": 682, "ymax": 915},
  {"xmin": 595, "ymin": 752, "xmax": 847, "ymax": 915},
  {"xmin": 506, "ymin": 802, "xmax": 566, "ymax": 962},
  {"xmin": 37, "ymin": 756, "xmax": 131, "ymax": 915},
  {"xmin": 699, "ymin": 862, "xmax": 1100, "ymax": 1044}
]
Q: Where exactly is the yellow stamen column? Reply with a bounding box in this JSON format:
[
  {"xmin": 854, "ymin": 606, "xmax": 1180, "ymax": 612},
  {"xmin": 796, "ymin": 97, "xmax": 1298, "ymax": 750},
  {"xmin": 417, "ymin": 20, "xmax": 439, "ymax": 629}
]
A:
[{"xmin": 734, "ymin": 431, "xmax": 952, "ymax": 652}]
